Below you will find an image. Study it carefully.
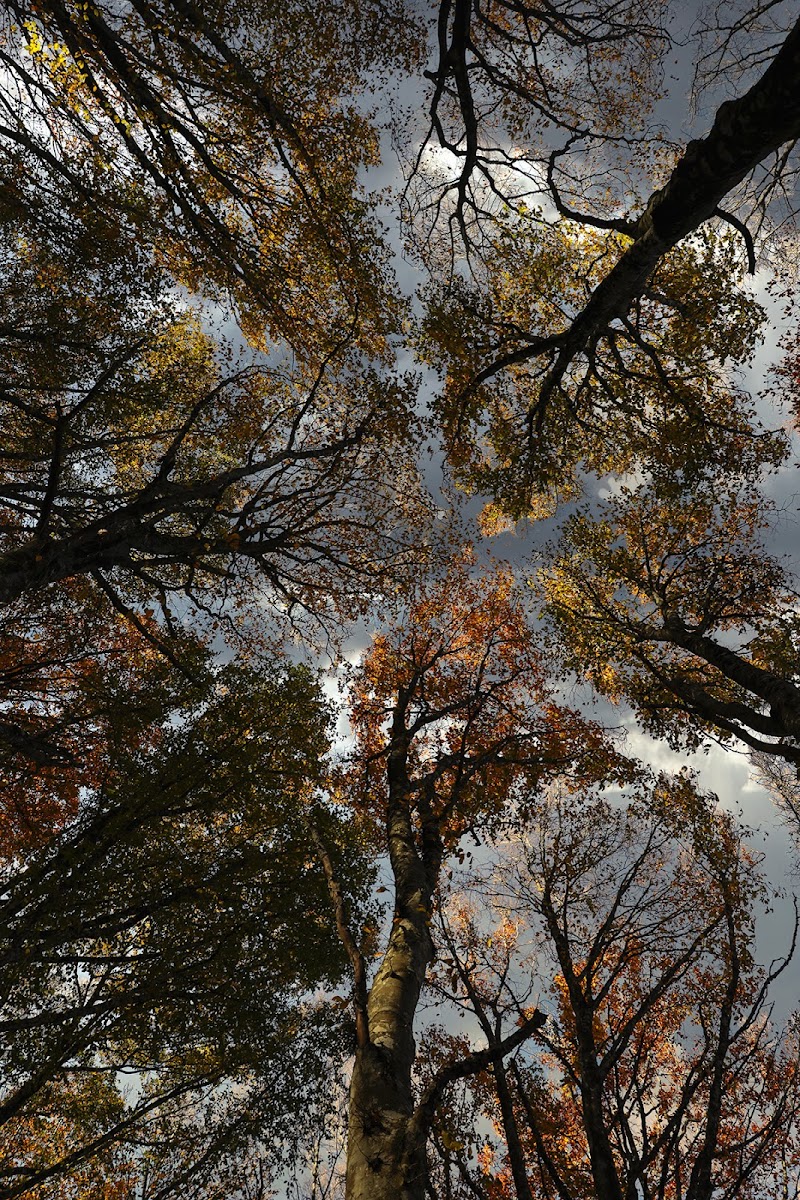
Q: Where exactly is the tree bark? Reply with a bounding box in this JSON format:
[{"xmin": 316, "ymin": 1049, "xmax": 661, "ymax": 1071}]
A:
[
  {"xmin": 475, "ymin": 14, "xmax": 800, "ymax": 396},
  {"xmin": 345, "ymin": 739, "xmax": 438, "ymax": 1200},
  {"xmin": 548, "ymin": 11, "xmax": 800, "ymax": 384},
  {"xmin": 660, "ymin": 615, "xmax": 800, "ymax": 738}
]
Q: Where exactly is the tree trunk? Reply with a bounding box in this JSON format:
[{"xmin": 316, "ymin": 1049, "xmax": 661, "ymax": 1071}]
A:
[
  {"xmin": 479, "ymin": 14, "xmax": 800, "ymax": 398},
  {"xmin": 661, "ymin": 615, "xmax": 800, "ymax": 741},
  {"xmin": 345, "ymin": 915, "xmax": 432, "ymax": 1199},
  {"xmin": 345, "ymin": 741, "xmax": 438, "ymax": 1200}
]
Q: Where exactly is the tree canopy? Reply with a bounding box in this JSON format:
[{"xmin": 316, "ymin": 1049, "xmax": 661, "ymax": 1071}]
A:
[{"xmin": 1, "ymin": 1, "xmax": 800, "ymax": 1198}]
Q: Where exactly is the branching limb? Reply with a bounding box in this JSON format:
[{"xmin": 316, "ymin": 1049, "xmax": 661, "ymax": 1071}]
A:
[
  {"xmin": 306, "ymin": 815, "xmax": 369, "ymax": 1048},
  {"xmin": 408, "ymin": 1007, "xmax": 547, "ymax": 1148}
]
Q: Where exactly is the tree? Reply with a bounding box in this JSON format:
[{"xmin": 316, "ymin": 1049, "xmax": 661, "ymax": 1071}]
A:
[
  {"xmin": 0, "ymin": 114, "xmax": 429, "ymax": 851},
  {"xmin": 0, "ymin": 175, "xmax": 429, "ymax": 884},
  {"xmin": 1, "ymin": 1, "xmax": 800, "ymax": 1197},
  {"xmin": 424, "ymin": 778, "xmax": 800, "ymax": 1200},
  {"xmin": 0, "ymin": 0, "xmax": 417, "ymax": 357},
  {"xmin": 316, "ymin": 560, "xmax": 626, "ymax": 1199},
  {"xmin": 418, "ymin": 223, "xmax": 775, "ymax": 513},
  {"xmin": 0, "ymin": 8, "xmax": 432, "ymax": 1192},
  {"xmin": 0, "ymin": 656, "xmax": 374, "ymax": 1198},
  {"xmin": 542, "ymin": 469, "xmax": 800, "ymax": 765},
  {"xmin": 412, "ymin": 3, "xmax": 800, "ymax": 512},
  {"xmin": 0, "ymin": 156, "xmax": 428, "ymax": 633}
]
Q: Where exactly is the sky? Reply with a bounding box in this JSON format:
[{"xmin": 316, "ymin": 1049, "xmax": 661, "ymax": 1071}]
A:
[
  {"xmin": 318, "ymin": 0, "xmax": 800, "ymax": 1041},
  {"xmin": 215, "ymin": 4, "xmax": 800, "ymax": 1194},
  {"xmin": 4, "ymin": 4, "xmax": 800, "ymax": 1195}
]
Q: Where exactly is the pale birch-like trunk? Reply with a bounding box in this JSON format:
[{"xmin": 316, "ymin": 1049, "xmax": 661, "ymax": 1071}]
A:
[{"xmin": 344, "ymin": 738, "xmax": 441, "ymax": 1200}]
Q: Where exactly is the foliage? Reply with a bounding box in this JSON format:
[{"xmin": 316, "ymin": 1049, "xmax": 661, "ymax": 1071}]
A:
[
  {"xmin": 541, "ymin": 469, "xmax": 800, "ymax": 763},
  {"xmin": 0, "ymin": 658, "xmax": 374, "ymax": 1197},
  {"xmin": 0, "ymin": 0, "xmax": 421, "ymax": 357},
  {"xmin": 426, "ymin": 779, "xmax": 800, "ymax": 1200},
  {"xmin": 1, "ymin": 1, "xmax": 800, "ymax": 1197},
  {"xmin": 412, "ymin": 4, "xmax": 800, "ymax": 514},
  {"xmin": 418, "ymin": 224, "xmax": 775, "ymax": 513},
  {"xmin": 0, "ymin": 156, "xmax": 429, "ymax": 641}
]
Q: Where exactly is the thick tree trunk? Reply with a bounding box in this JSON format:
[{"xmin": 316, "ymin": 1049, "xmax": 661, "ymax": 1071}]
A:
[
  {"xmin": 475, "ymin": 14, "xmax": 800, "ymax": 396},
  {"xmin": 546, "ymin": 12, "xmax": 800, "ymax": 382},
  {"xmin": 344, "ymin": 910, "xmax": 433, "ymax": 1199},
  {"xmin": 345, "ymin": 740, "xmax": 439, "ymax": 1200},
  {"xmin": 660, "ymin": 615, "xmax": 800, "ymax": 741}
]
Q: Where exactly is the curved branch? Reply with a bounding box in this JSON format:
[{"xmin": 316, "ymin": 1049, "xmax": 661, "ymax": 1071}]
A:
[
  {"xmin": 408, "ymin": 1007, "xmax": 547, "ymax": 1147},
  {"xmin": 714, "ymin": 206, "xmax": 757, "ymax": 273},
  {"xmin": 306, "ymin": 815, "xmax": 369, "ymax": 1048}
]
